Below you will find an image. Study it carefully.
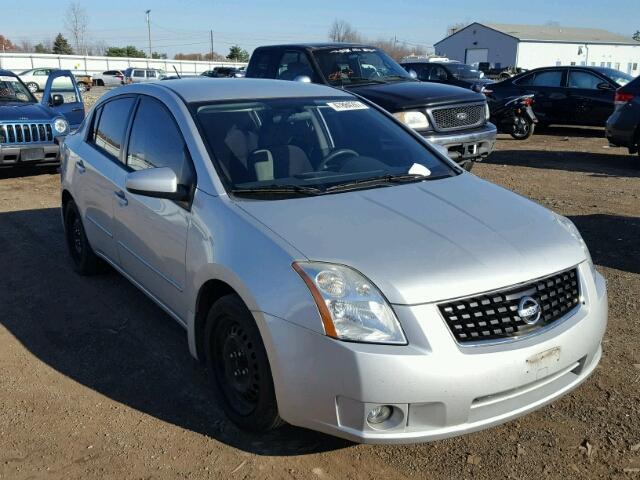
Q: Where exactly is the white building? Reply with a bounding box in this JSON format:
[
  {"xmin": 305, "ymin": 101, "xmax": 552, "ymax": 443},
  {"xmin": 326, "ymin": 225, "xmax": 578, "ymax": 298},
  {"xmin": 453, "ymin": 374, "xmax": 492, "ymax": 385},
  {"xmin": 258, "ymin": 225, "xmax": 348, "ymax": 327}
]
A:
[{"xmin": 434, "ymin": 23, "xmax": 640, "ymax": 75}]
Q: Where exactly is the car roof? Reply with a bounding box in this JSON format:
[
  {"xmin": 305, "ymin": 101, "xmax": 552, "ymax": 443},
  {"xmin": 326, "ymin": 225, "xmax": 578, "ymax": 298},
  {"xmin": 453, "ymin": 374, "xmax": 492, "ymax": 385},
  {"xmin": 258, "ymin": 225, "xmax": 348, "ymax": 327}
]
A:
[
  {"xmin": 0, "ymin": 69, "xmax": 18, "ymax": 77},
  {"xmin": 256, "ymin": 42, "xmax": 377, "ymax": 50},
  {"xmin": 127, "ymin": 78, "xmax": 353, "ymax": 103}
]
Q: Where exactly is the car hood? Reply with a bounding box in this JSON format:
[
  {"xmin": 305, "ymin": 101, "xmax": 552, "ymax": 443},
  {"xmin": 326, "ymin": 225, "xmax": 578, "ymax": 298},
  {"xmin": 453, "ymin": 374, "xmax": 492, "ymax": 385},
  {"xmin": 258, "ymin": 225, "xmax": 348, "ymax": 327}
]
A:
[
  {"xmin": 346, "ymin": 80, "xmax": 485, "ymax": 111},
  {"xmin": 237, "ymin": 175, "xmax": 586, "ymax": 305},
  {"xmin": 0, "ymin": 102, "xmax": 55, "ymax": 122}
]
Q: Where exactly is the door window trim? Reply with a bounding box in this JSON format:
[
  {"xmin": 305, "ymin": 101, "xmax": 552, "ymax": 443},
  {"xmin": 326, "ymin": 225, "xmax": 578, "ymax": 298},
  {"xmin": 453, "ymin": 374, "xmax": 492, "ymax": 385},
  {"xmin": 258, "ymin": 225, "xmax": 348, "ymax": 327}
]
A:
[{"xmin": 87, "ymin": 94, "xmax": 138, "ymax": 166}]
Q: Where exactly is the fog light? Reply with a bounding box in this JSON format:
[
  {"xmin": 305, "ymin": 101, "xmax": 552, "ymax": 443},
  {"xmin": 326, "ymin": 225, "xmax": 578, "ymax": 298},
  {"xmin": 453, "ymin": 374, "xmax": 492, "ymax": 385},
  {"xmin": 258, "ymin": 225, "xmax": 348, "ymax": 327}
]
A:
[{"xmin": 367, "ymin": 405, "xmax": 393, "ymax": 424}]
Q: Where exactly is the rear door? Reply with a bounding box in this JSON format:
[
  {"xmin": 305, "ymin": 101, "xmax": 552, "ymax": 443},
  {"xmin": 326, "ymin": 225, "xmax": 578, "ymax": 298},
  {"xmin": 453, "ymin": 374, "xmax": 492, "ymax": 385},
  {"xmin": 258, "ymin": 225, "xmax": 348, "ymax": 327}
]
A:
[
  {"xmin": 42, "ymin": 70, "xmax": 85, "ymax": 129},
  {"xmin": 77, "ymin": 96, "xmax": 137, "ymax": 263},
  {"xmin": 566, "ymin": 69, "xmax": 615, "ymax": 125},
  {"xmin": 514, "ymin": 69, "xmax": 568, "ymax": 124},
  {"xmin": 112, "ymin": 96, "xmax": 196, "ymax": 319}
]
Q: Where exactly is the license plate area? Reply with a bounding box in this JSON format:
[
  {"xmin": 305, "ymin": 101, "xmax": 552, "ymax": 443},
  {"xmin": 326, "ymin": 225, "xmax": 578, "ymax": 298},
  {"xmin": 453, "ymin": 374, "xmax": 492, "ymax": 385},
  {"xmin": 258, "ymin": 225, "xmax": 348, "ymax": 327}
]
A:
[{"xmin": 21, "ymin": 148, "xmax": 45, "ymax": 162}]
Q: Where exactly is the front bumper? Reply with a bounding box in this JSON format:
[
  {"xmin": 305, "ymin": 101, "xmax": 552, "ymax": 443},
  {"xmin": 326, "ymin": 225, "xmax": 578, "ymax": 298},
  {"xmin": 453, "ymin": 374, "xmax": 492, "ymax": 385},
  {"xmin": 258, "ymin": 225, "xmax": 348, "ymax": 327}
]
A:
[
  {"xmin": 422, "ymin": 123, "xmax": 497, "ymax": 165},
  {"xmin": 0, "ymin": 141, "xmax": 60, "ymax": 166},
  {"xmin": 258, "ymin": 262, "xmax": 607, "ymax": 444}
]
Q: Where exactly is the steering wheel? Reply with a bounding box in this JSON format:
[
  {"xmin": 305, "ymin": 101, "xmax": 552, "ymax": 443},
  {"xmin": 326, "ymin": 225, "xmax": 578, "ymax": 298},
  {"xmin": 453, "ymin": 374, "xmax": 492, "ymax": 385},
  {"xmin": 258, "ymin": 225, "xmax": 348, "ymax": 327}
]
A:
[{"xmin": 318, "ymin": 149, "xmax": 359, "ymax": 171}]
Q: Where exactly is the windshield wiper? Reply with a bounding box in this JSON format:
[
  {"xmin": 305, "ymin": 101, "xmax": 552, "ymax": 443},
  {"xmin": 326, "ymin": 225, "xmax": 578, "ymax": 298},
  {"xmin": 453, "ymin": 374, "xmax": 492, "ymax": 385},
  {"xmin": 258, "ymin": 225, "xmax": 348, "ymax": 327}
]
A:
[
  {"xmin": 231, "ymin": 184, "xmax": 323, "ymax": 197},
  {"xmin": 325, "ymin": 173, "xmax": 430, "ymax": 193}
]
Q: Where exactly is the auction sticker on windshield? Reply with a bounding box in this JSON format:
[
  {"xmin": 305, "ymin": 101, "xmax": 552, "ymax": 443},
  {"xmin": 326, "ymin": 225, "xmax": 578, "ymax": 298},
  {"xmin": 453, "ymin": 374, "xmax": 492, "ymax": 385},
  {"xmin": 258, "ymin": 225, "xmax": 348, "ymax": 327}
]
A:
[
  {"xmin": 327, "ymin": 101, "xmax": 369, "ymax": 111},
  {"xmin": 0, "ymin": 76, "xmax": 18, "ymax": 82}
]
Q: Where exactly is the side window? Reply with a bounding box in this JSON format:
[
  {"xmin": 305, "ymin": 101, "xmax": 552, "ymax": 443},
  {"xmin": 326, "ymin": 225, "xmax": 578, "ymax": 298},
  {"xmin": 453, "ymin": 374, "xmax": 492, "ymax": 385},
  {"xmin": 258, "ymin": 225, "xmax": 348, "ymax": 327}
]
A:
[
  {"xmin": 247, "ymin": 49, "xmax": 276, "ymax": 78},
  {"xmin": 276, "ymin": 51, "xmax": 314, "ymax": 80},
  {"xmin": 568, "ymin": 71, "xmax": 604, "ymax": 90},
  {"xmin": 146, "ymin": 70, "xmax": 157, "ymax": 78},
  {"xmin": 127, "ymin": 97, "xmax": 194, "ymax": 185},
  {"xmin": 514, "ymin": 73, "xmax": 534, "ymax": 86},
  {"xmin": 92, "ymin": 97, "xmax": 136, "ymax": 161},
  {"xmin": 530, "ymin": 70, "xmax": 563, "ymax": 87},
  {"xmin": 34, "ymin": 70, "xmax": 47, "ymax": 76},
  {"xmin": 133, "ymin": 70, "xmax": 145, "ymax": 78},
  {"xmin": 429, "ymin": 66, "xmax": 448, "ymax": 81}
]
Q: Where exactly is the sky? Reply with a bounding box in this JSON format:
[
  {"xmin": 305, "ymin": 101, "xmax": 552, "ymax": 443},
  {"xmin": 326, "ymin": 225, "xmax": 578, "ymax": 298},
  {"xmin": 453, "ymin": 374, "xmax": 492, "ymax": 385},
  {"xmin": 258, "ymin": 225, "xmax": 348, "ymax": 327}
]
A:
[{"xmin": 3, "ymin": 0, "xmax": 639, "ymax": 57}]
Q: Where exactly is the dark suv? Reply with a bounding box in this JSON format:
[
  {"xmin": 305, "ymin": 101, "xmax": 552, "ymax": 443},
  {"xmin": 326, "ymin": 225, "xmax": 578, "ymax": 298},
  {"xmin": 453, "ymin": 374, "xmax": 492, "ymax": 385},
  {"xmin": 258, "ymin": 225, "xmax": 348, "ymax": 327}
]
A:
[
  {"xmin": 606, "ymin": 75, "xmax": 640, "ymax": 158},
  {"xmin": 400, "ymin": 61, "xmax": 493, "ymax": 92},
  {"xmin": 488, "ymin": 66, "xmax": 634, "ymax": 127},
  {"xmin": 246, "ymin": 43, "xmax": 496, "ymax": 169}
]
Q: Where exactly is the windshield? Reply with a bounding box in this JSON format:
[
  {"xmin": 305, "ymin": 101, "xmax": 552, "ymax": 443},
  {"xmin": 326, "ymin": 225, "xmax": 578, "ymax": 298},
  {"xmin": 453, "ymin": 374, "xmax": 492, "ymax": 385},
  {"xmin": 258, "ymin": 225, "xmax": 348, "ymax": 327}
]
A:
[
  {"xmin": 313, "ymin": 47, "xmax": 412, "ymax": 86},
  {"xmin": 194, "ymin": 97, "xmax": 455, "ymax": 197},
  {"xmin": 0, "ymin": 75, "xmax": 36, "ymax": 103},
  {"xmin": 445, "ymin": 63, "xmax": 482, "ymax": 80},
  {"xmin": 596, "ymin": 68, "xmax": 634, "ymax": 86}
]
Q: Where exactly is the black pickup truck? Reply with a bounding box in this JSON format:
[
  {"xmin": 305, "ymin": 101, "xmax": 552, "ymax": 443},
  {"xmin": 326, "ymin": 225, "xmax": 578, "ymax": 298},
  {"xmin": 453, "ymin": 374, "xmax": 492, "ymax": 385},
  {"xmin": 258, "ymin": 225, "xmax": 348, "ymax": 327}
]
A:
[{"xmin": 246, "ymin": 43, "xmax": 496, "ymax": 169}]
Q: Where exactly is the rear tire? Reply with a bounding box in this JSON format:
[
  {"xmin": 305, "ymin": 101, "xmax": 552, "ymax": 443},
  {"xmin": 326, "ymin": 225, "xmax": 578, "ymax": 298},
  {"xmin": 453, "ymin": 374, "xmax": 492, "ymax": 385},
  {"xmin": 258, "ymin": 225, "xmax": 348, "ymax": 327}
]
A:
[
  {"xmin": 510, "ymin": 117, "xmax": 535, "ymax": 140},
  {"xmin": 205, "ymin": 295, "xmax": 284, "ymax": 432},
  {"xmin": 26, "ymin": 82, "xmax": 38, "ymax": 93},
  {"xmin": 77, "ymin": 82, "xmax": 87, "ymax": 92},
  {"xmin": 63, "ymin": 200, "xmax": 104, "ymax": 275}
]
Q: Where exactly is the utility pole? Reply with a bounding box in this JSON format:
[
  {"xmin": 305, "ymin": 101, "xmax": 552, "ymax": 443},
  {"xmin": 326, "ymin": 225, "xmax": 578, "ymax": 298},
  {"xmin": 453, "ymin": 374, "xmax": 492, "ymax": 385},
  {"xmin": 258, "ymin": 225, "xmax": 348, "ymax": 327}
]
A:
[
  {"xmin": 145, "ymin": 9, "xmax": 152, "ymax": 58},
  {"xmin": 210, "ymin": 30, "xmax": 214, "ymax": 61}
]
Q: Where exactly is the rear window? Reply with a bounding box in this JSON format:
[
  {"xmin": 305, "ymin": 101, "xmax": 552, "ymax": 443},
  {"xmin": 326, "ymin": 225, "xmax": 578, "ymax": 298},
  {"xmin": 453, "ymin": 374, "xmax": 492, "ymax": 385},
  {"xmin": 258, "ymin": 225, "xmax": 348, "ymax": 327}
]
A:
[{"xmin": 91, "ymin": 97, "xmax": 136, "ymax": 161}]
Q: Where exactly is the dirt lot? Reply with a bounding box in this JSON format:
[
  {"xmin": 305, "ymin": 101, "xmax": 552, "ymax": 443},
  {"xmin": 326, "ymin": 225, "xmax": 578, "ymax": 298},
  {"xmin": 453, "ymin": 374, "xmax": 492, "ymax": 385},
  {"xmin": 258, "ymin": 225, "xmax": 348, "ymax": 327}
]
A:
[{"xmin": 1, "ymin": 108, "xmax": 639, "ymax": 479}]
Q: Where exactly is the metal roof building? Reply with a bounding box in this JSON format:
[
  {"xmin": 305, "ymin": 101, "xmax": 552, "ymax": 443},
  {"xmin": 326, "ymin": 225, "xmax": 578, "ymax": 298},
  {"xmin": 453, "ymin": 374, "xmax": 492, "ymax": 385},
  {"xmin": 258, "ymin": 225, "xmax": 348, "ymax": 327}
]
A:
[{"xmin": 434, "ymin": 22, "xmax": 640, "ymax": 74}]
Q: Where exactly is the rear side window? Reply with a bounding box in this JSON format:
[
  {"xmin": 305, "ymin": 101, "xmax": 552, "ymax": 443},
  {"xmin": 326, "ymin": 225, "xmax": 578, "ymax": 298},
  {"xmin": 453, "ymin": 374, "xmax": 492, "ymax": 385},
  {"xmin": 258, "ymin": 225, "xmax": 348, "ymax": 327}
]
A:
[
  {"xmin": 92, "ymin": 97, "xmax": 136, "ymax": 161},
  {"xmin": 530, "ymin": 71, "xmax": 563, "ymax": 87},
  {"xmin": 247, "ymin": 49, "xmax": 277, "ymax": 78},
  {"xmin": 568, "ymin": 71, "xmax": 604, "ymax": 89},
  {"xmin": 133, "ymin": 70, "xmax": 145, "ymax": 78},
  {"xmin": 127, "ymin": 97, "xmax": 194, "ymax": 185},
  {"xmin": 146, "ymin": 70, "xmax": 157, "ymax": 78}
]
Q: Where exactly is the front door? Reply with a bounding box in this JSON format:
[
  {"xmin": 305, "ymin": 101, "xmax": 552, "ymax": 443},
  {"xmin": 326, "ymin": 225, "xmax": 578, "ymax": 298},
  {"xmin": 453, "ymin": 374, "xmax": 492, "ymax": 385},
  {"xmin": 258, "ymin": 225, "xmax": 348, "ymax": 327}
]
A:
[
  {"xmin": 566, "ymin": 69, "xmax": 616, "ymax": 126},
  {"xmin": 42, "ymin": 70, "xmax": 85, "ymax": 129},
  {"xmin": 112, "ymin": 96, "xmax": 195, "ymax": 320},
  {"xmin": 515, "ymin": 69, "xmax": 568, "ymax": 124}
]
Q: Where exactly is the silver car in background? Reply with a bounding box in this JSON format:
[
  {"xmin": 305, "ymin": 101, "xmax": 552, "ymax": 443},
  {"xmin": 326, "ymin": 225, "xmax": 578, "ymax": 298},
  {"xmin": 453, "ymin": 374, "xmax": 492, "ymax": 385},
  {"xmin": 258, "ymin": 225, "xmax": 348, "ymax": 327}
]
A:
[{"xmin": 60, "ymin": 78, "xmax": 607, "ymax": 444}]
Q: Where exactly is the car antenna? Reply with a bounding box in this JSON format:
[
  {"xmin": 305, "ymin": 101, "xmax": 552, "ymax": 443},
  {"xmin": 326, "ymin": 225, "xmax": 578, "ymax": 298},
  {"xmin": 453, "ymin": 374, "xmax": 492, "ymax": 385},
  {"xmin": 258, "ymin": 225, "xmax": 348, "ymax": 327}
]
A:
[{"xmin": 173, "ymin": 66, "xmax": 181, "ymax": 79}]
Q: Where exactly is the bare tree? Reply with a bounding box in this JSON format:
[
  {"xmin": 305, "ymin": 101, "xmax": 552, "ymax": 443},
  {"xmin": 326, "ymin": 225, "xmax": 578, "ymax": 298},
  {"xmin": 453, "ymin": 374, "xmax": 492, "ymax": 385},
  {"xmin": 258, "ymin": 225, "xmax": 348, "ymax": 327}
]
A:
[
  {"xmin": 446, "ymin": 22, "xmax": 469, "ymax": 36},
  {"xmin": 19, "ymin": 40, "xmax": 34, "ymax": 52},
  {"xmin": 328, "ymin": 19, "xmax": 361, "ymax": 43},
  {"xmin": 65, "ymin": 2, "xmax": 89, "ymax": 54}
]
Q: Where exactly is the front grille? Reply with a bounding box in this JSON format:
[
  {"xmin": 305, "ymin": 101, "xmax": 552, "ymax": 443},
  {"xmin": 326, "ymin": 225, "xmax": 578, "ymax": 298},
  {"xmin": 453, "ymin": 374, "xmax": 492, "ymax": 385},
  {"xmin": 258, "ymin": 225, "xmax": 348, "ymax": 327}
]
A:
[
  {"xmin": 430, "ymin": 103, "xmax": 485, "ymax": 131},
  {"xmin": 0, "ymin": 123, "xmax": 53, "ymax": 144},
  {"xmin": 438, "ymin": 268, "xmax": 580, "ymax": 344}
]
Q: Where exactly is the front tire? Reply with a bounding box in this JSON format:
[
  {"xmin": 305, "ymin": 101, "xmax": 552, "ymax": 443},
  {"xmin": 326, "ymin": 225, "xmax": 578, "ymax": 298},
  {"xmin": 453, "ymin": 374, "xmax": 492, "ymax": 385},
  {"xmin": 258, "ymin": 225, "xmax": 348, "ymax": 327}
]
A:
[
  {"xmin": 205, "ymin": 295, "xmax": 283, "ymax": 432},
  {"xmin": 77, "ymin": 82, "xmax": 87, "ymax": 92},
  {"xmin": 26, "ymin": 82, "xmax": 38, "ymax": 93},
  {"xmin": 64, "ymin": 200, "xmax": 104, "ymax": 275}
]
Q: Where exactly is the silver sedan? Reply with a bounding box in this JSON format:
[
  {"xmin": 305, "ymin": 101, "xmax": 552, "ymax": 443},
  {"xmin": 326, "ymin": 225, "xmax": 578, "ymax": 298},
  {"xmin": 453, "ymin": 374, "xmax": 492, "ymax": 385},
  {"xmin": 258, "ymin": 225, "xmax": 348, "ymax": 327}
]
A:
[{"xmin": 60, "ymin": 78, "xmax": 607, "ymax": 443}]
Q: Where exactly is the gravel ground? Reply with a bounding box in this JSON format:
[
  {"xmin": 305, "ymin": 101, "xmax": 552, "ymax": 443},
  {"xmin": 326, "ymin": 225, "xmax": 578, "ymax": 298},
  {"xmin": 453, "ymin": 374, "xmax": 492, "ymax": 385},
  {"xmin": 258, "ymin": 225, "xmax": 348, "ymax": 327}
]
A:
[{"xmin": 0, "ymin": 113, "xmax": 639, "ymax": 479}]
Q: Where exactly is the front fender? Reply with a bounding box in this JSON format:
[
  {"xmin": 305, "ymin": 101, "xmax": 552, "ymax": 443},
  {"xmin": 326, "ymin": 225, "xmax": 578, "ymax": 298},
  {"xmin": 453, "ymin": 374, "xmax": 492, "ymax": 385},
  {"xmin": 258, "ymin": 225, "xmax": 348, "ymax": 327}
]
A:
[{"xmin": 184, "ymin": 190, "xmax": 327, "ymax": 357}]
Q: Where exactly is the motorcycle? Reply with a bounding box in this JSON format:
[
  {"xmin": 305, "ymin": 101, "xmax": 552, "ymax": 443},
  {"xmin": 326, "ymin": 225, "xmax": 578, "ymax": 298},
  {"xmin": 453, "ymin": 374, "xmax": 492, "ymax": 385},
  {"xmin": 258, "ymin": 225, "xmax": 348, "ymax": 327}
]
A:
[{"xmin": 486, "ymin": 93, "xmax": 538, "ymax": 140}]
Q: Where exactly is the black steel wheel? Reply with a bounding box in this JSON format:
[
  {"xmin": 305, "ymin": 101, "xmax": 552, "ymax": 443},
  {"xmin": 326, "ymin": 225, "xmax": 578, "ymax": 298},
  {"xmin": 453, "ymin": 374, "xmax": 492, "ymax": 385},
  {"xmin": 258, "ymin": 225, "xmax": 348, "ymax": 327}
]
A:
[
  {"xmin": 64, "ymin": 200, "xmax": 104, "ymax": 275},
  {"xmin": 206, "ymin": 295, "xmax": 283, "ymax": 432}
]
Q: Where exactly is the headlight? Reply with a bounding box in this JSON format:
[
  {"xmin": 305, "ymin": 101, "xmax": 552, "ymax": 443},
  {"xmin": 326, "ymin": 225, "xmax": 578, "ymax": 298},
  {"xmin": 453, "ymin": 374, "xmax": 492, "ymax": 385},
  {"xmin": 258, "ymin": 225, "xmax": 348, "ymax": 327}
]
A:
[
  {"xmin": 53, "ymin": 118, "xmax": 69, "ymax": 134},
  {"xmin": 393, "ymin": 111, "xmax": 429, "ymax": 130},
  {"xmin": 293, "ymin": 262, "xmax": 407, "ymax": 344},
  {"xmin": 554, "ymin": 214, "xmax": 596, "ymax": 276}
]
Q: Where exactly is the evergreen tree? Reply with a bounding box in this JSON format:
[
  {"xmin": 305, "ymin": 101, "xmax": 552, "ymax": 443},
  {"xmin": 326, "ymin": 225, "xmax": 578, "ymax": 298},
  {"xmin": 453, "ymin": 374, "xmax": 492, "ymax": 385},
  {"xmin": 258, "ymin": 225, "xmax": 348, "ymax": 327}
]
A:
[
  {"xmin": 52, "ymin": 33, "xmax": 73, "ymax": 54},
  {"xmin": 227, "ymin": 45, "xmax": 249, "ymax": 62}
]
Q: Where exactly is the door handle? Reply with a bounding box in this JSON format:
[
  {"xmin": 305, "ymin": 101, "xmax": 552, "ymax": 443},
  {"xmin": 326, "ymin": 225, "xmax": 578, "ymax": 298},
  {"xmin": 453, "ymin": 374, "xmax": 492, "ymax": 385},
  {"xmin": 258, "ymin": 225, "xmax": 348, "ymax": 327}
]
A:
[
  {"xmin": 75, "ymin": 160, "xmax": 86, "ymax": 174},
  {"xmin": 71, "ymin": 107, "xmax": 83, "ymax": 112},
  {"xmin": 114, "ymin": 190, "xmax": 128, "ymax": 207}
]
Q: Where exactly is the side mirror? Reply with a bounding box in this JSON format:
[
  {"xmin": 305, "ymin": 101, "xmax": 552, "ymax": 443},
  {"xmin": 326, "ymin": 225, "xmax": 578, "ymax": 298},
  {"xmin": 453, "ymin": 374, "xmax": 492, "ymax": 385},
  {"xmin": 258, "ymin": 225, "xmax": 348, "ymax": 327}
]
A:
[
  {"xmin": 125, "ymin": 167, "xmax": 189, "ymax": 200},
  {"xmin": 408, "ymin": 69, "xmax": 418, "ymax": 79},
  {"xmin": 293, "ymin": 75, "xmax": 312, "ymax": 83},
  {"xmin": 597, "ymin": 82, "xmax": 614, "ymax": 91},
  {"xmin": 51, "ymin": 94, "xmax": 64, "ymax": 106}
]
